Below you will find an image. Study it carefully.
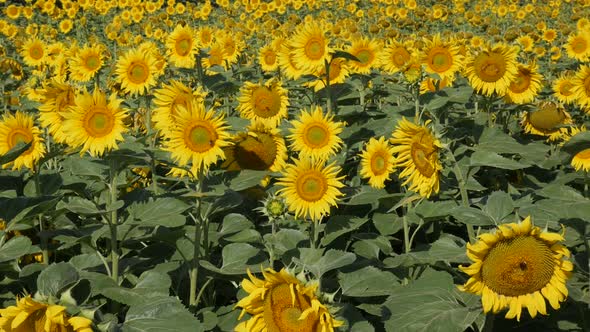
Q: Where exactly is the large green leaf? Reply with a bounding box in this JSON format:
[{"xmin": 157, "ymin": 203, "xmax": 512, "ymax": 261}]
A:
[
  {"xmin": 100, "ymin": 270, "xmax": 172, "ymax": 306},
  {"xmin": 200, "ymin": 243, "xmax": 266, "ymax": 275},
  {"xmin": 470, "ymin": 151, "xmax": 530, "ymax": 170},
  {"xmin": 122, "ymin": 295, "xmax": 203, "ymax": 332},
  {"xmin": 0, "ymin": 141, "xmax": 32, "ymax": 166},
  {"xmin": 483, "ymin": 191, "xmax": 514, "ymax": 223},
  {"xmin": 451, "ymin": 206, "xmax": 494, "ymax": 226},
  {"xmin": 294, "ymin": 249, "xmax": 356, "ymax": 279},
  {"xmin": 338, "ymin": 266, "xmax": 399, "ymax": 297},
  {"xmin": 126, "ymin": 197, "xmax": 190, "ymax": 227},
  {"xmin": 382, "ymin": 269, "xmax": 480, "ymax": 332},
  {"xmin": 0, "ymin": 236, "xmax": 32, "ymax": 263},
  {"xmin": 321, "ymin": 215, "xmax": 368, "ymax": 246},
  {"xmin": 37, "ymin": 262, "xmax": 80, "ymax": 297}
]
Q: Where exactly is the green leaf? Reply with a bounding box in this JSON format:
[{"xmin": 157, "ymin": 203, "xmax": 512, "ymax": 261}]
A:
[
  {"xmin": 373, "ymin": 213, "xmax": 403, "ymax": 236},
  {"xmin": 200, "ymin": 243, "xmax": 266, "ymax": 275},
  {"xmin": 321, "ymin": 215, "xmax": 368, "ymax": 246},
  {"xmin": 37, "ymin": 262, "xmax": 80, "ymax": 297},
  {"xmin": 448, "ymin": 86, "xmax": 473, "ymax": 104},
  {"xmin": 122, "ymin": 296, "xmax": 203, "ymax": 332},
  {"xmin": 100, "ymin": 271, "xmax": 172, "ymax": 306},
  {"xmin": 338, "ymin": 266, "xmax": 399, "ymax": 297},
  {"xmin": 451, "ymin": 206, "xmax": 494, "ymax": 226},
  {"xmin": 414, "ymin": 200, "xmax": 458, "ymax": 220},
  {"xmin": 0, "ymin": 141, "xmax": 32, "ymax": 166},
  {"xmin": 58, "ymin": 197, "xmax": 99, "ymax": 215},
  {"xmin": 0, "ymin": 236, "xmax": 32, "ymax": 263},
  {"xmin": 425, "ymin": 96, "xmax": 449, "ymax": 110},
  {"xmin": 562, "ymin": 130, "xmax": 590, "ymax": 156},
  {"xmin": 384, "ymin": 235, "xmax": 469, "ymax": 267},
  {"xmin": 265, "ymin": 229, "xmax": 307, "ymax": 258},
  {"xmin": 331, "ymin": 50, "xmax": 360, "ymax": 62},
  {"xmin": 304, "ymin": 249, "xmax": 356, "ymax": 279},
  {"xmin": 219, "ymin": 214, "xmax": 253, "ymax": 237},
  {"xmin": 228, "ymin": 170, "xmax": 267, "ymax": 191},
  {"xmin": 383, "ymin": 270, "xmax": 479, "ymax": 332},
  {"xmin": 127, "ymin": 197, "xmax": 190, "ymax": 227},
  {"xmin": 484, "ymin": 191, "xmax": 514, "ymax": 223},
  {"xmin": 469, "ymin": 151, "xmax": 530, "ymax": 170}
]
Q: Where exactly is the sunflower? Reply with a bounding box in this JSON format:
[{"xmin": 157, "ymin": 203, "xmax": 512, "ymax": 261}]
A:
[
  {"xmin": 359, "ymin": 137, "xmax": 397, "ymax": 189},
  {"xmin": 390, "ymin": 118, "xmax": 442, "ymax": 198},
  {"xmin": 290, "ymin": 20, "xmax": 332, "ymax": 73},
  {"xmin": 152, "ymin": 80, "xmax": 207, "ymax": 133},
  {"xmin": 235, "ymin": 268, "xmax": 343, "ymax": 332},
  {"xmin": 346, "ymin": 37, "xmax": 382, "ymax": 75},
  {"xmin": 552, "ymin": 73, "xmax": 578, "ymax": 104},
  {"xmin": 218, "ymin": 31, "xmax": 244, "ymax": 65},
  {"xmin": 505, "ymin": 62, "xmax": 544, "ymax": 104},
  {"xmin": 258, "ymin": 43, "xmax": 279, "ymax": 72},
  {"xmin": 306, "ymin": 57, "xmax": 350, "ymax": 92},
  {"xmin": 114, "ymin": 47, "xmax": 158, "ymax": 96},
  {"xmin": 201, "ymin": 42, "xmax": 227, "ymax": 73},
  {"xmin": 277, "ymin": 42, "xmax": 303, "ymax": 80},
  {"xmin": 68, "ymin": 44, "xmax": 104, "ymax": 82},
  {"xmin": 521, "ymin": 101, "xmax": 572, "ymax": 141},
  {"xmin": 237, "ymin": 78, "xmax": 289, "ymax": 128},
  {"xmin": 276, "ymin": 157, "xmax": 345, "ymax": 221},
  {"xmin": 419, "ymin": 77, "xmax": 453, "ymax": 94},
  {"xmin": 421, "ymin": 34, "xmax": 463, "ymax": 81},
  {"xmin": 20, "ymin": 38, "xmax": 47, "ymax": 67},
  {"xmin": 196, "ymin": 26, "xmax": 214, "ymax": 48},
  {"xmin": 464, "ymin": 43, "xmax": 519, "ymax": 96},
  {"xmin": 163, "ymin": 100, "xmax": 231, "ymax": 176},
  {"xmin": 516, "ymin": 35, "xmax": 534, "ymax": 53},
  {"xmin": 38, "ymin": 79, "xmax": 77, "ymax": 144},
  {"xmin": 564, "ymin": 31, "xmax": 590, "ymax": 61},
  {"xmin": 61, "ymin": 88, "xmax": 128, "ymax": 157},
  {"xmin": 221, "ymin": 122, "xmax": 287, "ymax": 172},
  {"xmin": 0, "ymin": 112, "xmax": 45, "ymax": 170},
  {"xmin": 572, "ymin": 65, "xmax": 590, "ymax": 110},
  {"xmin": 379, "ymin": 39, "xmax": 416, "ymax": 74},
  {"xmin": 0, "ymin": 295, "xmax": 93, "ymax": 332},
  {"xmin": 459, "ymin": 216, "xmax": 573, "ymax": 321},
  {"xmin": 166, "ymin": 24, "xmax": 198, "ymax": 68},
  {"xmin": 288, "ymin": 106, "xmax": 344, "ymax": 161}
]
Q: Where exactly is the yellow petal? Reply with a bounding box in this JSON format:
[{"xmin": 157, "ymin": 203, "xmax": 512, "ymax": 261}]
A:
[
  {"xmin": 481, "ymin": 287, "xmax": 494, "ymax": 313},
  {"xmin": 525, "ymin": 293, "xmax": 537, "ymax": 318},
  {"xmin": 533, "ymin": 291, "xmax": 547, "ymax": 316},
  {"xmin": 550, "ymin": 277, "xmax": 569, "ymax": 299},
  {"xmin": 68, "ymin": 316, "xmax": 92, "ymax": 330},
  {"xmin": 504, "ymin": 297, "xmax": 519, "ymax": 320},
  {"xmin": 541, "ymin": 285, "xmax": 560, "ymax": 310},
  {"xmin": 539, "ymin": 232, "xmax": 564, "ymax": 243}
]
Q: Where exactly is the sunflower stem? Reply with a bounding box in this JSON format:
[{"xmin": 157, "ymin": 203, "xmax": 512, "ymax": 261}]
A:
[
  {"xmin": 108, "ymin": 160, "xmax": 119, "ymax": 283},
  {"xmin": 324, "ymin": 59, "xmax": 332, "ymax": 114},
  {"xmin": 34, "ymin": 165, "xmax": 49, "ymax": 265},
  {"xmin": 448, "ymin": 148, "xmax": 476, "ymax": 243},
  {"xmin": 402, "ymin": 213, "xmax": 411, "ymax": 254},
  {"xmin": 144, "ymin": 94, "xmax": 158, "ymax": 195},
  {"xmin": 189, "ymin": 173, "xmax": 203, "ymax": 308},
  {"xmin": 584, "ymin": 171, "xmax": 589, "ymax": 197}
]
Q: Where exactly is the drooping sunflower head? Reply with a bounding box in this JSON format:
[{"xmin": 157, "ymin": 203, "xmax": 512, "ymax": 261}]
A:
[
  {"xmin": 114, "ymin": 47, "xmax": 158, "ymax": 96},
  {"xmin": 505, "ymin": 62, "xmax": 544, "ymax": 105},
  {"xmin": 276, "ymin": 157, "xmax": 345, "ymax": 221},
  {"xmin": 68, "ymin": 44, "xmax": 104, "ymax": 82},
  {"xmin": 464, "ymin": 43, "xmax": 519, "ymax": 96},
  {"xmin": 235, "ymin": 268, "xmax": 343, "ymax": 332},
  {"xmin": 221, "ymin": 121, "xmax": 287, "ymax": 172},
  {"xmin": 236, "ymin": 78, "xmax": 289, "ymax": 128},
  {"xmin": 287, "ymin": 105, "xmax": 345, "ymax": 162},
  {"xmin": 163, "ymin": 100, "xmax": 231, "ymax": 176},
  {"xmin": 346, "ymin": 37, "xmax": 382, "ymax": 75},
  {"xmin": 459, "ymin": 216, "xmax": 573, "ymax": 321},
  {"xmin": 421, "ymin": 34, "xmax": 463, "ymax": 81},
  {"xmin": 290, "ymin": 20, "xmax": 332, "ymax": 74},
  {"xmin": 0, "ymin": 111, "xmax": 46, "ymax": 170},
  {"xmin": 38, "ymin": 78, "xmax": 77, "ymax": 144},
  {"xmin": 20, "ymin": 37, "xmax": 47, "ymax": 67},
  {"xmin": 521, "ymin": 100, "xmax": 572, "ymax": 141},
  {"xmin": 166, "ymin": 23, "xmax": 198, "ymax": 68},
  {"xmin": 390, "ymin": 118, "xmax": 442, "ymax": 198},
  {"xmin": 0, "ymin": 295, "xmax": 93, "ymax": 331},
  {"xmin": 61, "ymin": 88, "xmax": 129, "ymax": 157},
  {"xmin": 359, "ymin": 136, "xmax": 397, "ymax": 189},
  {"xmin": 552, "ymin": 72, "xmax": 577, "ymax": 104}
]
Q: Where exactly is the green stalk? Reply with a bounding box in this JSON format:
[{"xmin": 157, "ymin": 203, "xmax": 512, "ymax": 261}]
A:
[
  {"xmin": 189, "ymin": 174, "xmax": 203, "ymax": 308},
  {"xmin": 448, "ymin": 149, "xmax": 476, "ymax": 243},
  {"xmin": 144, "ymin": 95, "xmax": 158, "ymax": 195},
  {"xmin": 34, "ymin": 165, "xmax": 49, "ymax": 265},
  {"xmin": 324, "ymin": 59, "xmax": 332, "ymax": 113},
  {"xmin": 402, "ymin": 214, "xmax": 411, "ymax": 254},
  {"xmin": 109, "ymin": 161, "xmax": 119, "ymax": 283}
]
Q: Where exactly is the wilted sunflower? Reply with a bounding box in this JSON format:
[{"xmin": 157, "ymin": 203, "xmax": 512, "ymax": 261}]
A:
[
  {"xmin": 346, "ymin": 37, "xmax": 382, "ymax": 75},
  {"xmin": 521, "ymin": 101, "xmax": 572, "ymax": 141},
  {"xmin": 237, "ymin": 78, "xmax": 289, "ymax": 128},
  {"xmin": 0, "ymin": 295, "xmax": 93, "ymax": 332},
  {"xmin": 359, "ymin": 136, "xmax": 397, "ymax": 189},
  {"xmin": 505, "ymin": 62, "xmax": 544, "ymax": 104},
  {"xmin": 166, "ymin": 24, "xmax": 198, "ymax": 68},
  {"xmin": 288, "ymin": 106, "xmax": 344, "ymax": 161},
  {"xmin": 459, "ymin": 216, "xmax": 573, "ymax": 321},
  {"xmin": 38, "ymin": 78, "xmax": 77, "ymax": 144},
  {"xmin": 572, "ymin": 65, "xmax": 590, "ymax": 110},
  {"xmin": 163, "ymin": 100, "xmax": 231, "ymax": 176},
  {"xmin": 564, "ymin": 31, "xmax": 590, "ymax": 61},
  {"xmin": 552, "ymin": 72, "xmax": 578, "ymax": 104},
  {"xmin": 221, "ymin": 122, "xmax": 287, "ymax": 172},
  {"xmin": 290, "ymin": 20, "xmax": 331, "ymax": 73},
  {"xmin": 276, "ymin": 157, "xmax": 345, "ymax": 221},
  {"xmin": 68, "ymin": 44, "xmax": 104, "ymax": 82},
  {"xmin": 421, "ymin": 34, "xmax": 463, "ymax": 81},
  {"xmin": 464, "ymin": 43, "xmax": 519, "ymax": 96},
  {"xmin": 379, "ymin": 39, "xmax": 415, "ymax": 74},
  {"xmin": 0, "ymin": 112, "xmax": 46, "ymax": 170},
  {"xmin": 152, "ymin": 80, "xmax": 207, "ymax": 133},
  {"xmin": 390, "ymin": 118, "xmax": 442, "ymax": 198},
  {"xmin": 61, "ymin": 88, "xmax": 128, "ymax": 157},
  {"xmin": 20, "ymin": 38, "xmax": 46, "ymax": 67},
  {"xmin": 114, "ymin": 47, "xmax": 158, "ymax": 96},
  {"xmin": 235, "ymin": 268, "xmax": 343, "ymax": 332}
]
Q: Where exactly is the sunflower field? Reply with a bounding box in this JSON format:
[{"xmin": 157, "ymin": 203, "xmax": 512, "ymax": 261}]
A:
[{"xmin": 1, "ymin": 0, "xmax": 590, "ymax": 331}]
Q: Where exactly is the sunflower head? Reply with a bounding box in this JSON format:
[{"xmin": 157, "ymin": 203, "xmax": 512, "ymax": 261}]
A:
[
  {"xmin": 235, "ymin": 268, "xmax": 344, "ymax": 332},
  {"xmin": 465, "ymin": 43, "xmax": 519, "ymax": 96},
  {"xmin": 521, "ymin": 101, "xmax": 572, "ymax": 141},
  {"xmin": 359, "ymin": 136, "xmax": 397, "ymax": 189},
  {"xmin": 236, "ymin": 78, "xmax": 290, "ymax": 128},
  {"xmin": 0, "ymin": 111, "xmax": 46, "ymax": 170},
  {"xmin": 459, "ymin": 216, "xmax": 573, "ymax": 321},
  {"xmin": 114, "ymin": 47, "xmax": 158, "ymax": 96},
  {"xmin": 290, "ymin": 20, "xmax": 332, "ymax": 73}
]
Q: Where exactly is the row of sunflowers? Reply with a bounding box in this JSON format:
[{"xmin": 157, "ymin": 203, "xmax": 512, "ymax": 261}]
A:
[{"xmin": 0, "ymin": 0, "xmax": 589, "ymax": 331}]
